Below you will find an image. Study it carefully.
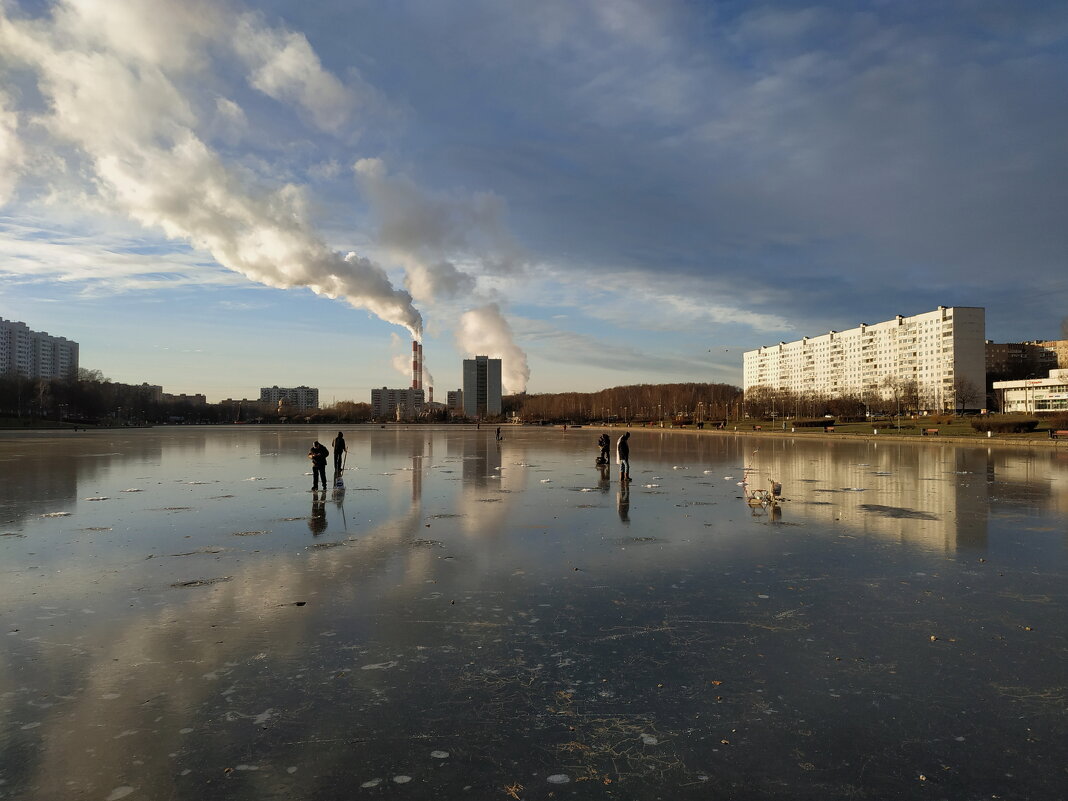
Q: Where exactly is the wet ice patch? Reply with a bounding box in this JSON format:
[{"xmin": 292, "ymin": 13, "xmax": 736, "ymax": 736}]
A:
[
  {"xmin": 361, "ymin": 661, "xmax": 398, "ymax": 671},
  {"xmin": 244, "ymin": 477, "xmax": 265, "ymax": 481},
  {"xmin": 121, "ymin": 488, "xmax": 143, "ymax": 492},
  {"xmin": 361, "ymin": 779, "xmax": 382, "ymax": 788},
  {"xmin": 84, "ymin": 496, "xmax": 109, "ymax": 501},
  {"xmin": 41, "ymin": 512, "xmax": 71, "ymax": 518},
  {"xmin": 547, "ymin": 774, "xmax": 571, "ymax": 784},
  {"xmin": 106, "ymin": 788, "xmax": 135, "ymax": 801},
  {"xmin": 430, "ymin": 750, "xmax": 449, "ymax": 759},
  {"xmin": 393, "ymin": 775, "xmax": 412, "ymax": 784},
  {"xmin": 640, "ymin": 733, "xmax": 658, "ymax": 745}
]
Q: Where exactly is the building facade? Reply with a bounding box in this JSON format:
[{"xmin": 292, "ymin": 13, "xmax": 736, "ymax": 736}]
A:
[
  {"xmin": 462, "ymin": 356, "xmax": 502, "ymax": 418},
  {"xmin": 0, "ymin": 318, "xmax": 79, "ymax": 380},
  {"xmin": 986, "ymin": 340, "xmax": 1060, "ymax": 382},
  {"xmin": 992, "ymin": 369, "xmax": 1068, "ymax": 413},
  {"xmin": 259, "ymin": 385, "xmax": 319, "ymax": 410},
  {"xmin": 743, "ymin": 307, "xmax": 986, "ymax": 411},
  {"xmin": 446, "ymin": 389, "xmax": 464, "ymax": 415},
  {"xmin": 370, "ymin": 387, "xmax": 424, "ymax": 419}
]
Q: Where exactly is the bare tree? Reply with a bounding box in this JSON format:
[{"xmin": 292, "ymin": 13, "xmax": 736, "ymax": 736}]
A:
[{"xmin": 952, "ymin": 376, "xmax": 982, "ymax": 415}]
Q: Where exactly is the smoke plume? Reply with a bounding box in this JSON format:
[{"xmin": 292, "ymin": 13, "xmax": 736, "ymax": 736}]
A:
[
  {"xmin": 0, "ymin": 1, "xmax": 421, "ymax": 335},
  {"xmin": 457, "ymin": 304, "xmax": 530, "ymax": 394},
  {"xmin": 355, "ymin": 158, "xmax": 530, "ymax": 389}
]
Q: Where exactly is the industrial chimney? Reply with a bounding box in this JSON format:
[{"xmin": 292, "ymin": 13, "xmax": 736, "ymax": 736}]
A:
[{"xmin": 411, "ymin": 340, "xmax": 422, "ymax": 391}]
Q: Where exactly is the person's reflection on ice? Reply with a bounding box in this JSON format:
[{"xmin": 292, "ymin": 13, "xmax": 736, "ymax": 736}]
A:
[
  {"xmin": 598, "ymin": 462, "xmax": 611, "ymax": 493},
  {"xmin": 309, "ymin": 490, "xmax": 327, "ymax": 536},
  {"xmin": 617, "ymin": 483, "xmax": 630, "ymax": 523}
]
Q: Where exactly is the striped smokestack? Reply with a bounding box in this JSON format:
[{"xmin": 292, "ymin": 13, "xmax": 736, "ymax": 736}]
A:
[
  {"xmin": 418, "ymin": 343, "xmax": 424, "ymax": 394},
  {"xmin": 412, "ymin": 340, "xmax": 420, "ymax": 390}
]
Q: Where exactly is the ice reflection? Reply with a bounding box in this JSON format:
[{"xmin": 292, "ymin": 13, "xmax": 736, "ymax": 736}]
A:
[{"xmin": 2, "ymin": 427, "xmax": 1068, "ymax": 799}]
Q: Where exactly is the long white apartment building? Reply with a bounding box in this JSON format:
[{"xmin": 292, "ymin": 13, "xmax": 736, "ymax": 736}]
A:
[
  {"xmin": 743, "ymin": 306, "xmax": 986, "ymax": 410},
  {"xmin": 260, "ymin": 385, "xmax": 319, "ymax": 410},
  {"xmin": 1, "ymin": 317, "xmax": 80, "ymax": 380}
]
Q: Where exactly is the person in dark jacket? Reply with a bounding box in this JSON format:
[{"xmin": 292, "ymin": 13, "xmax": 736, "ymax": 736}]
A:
[
  {"xmin": 331, "ymin": 431, "xmax": 347, "ymax": 472},
  {"xmin": 616, "ymin": 432, "xmax": 631, "ymax": 482},
  {"xmin": 597, "ymin": 433, "xmax": 610, "ymax": 465},
  {"xmin": 308, "ymin": 441, "xmax": 329, "ymax": 490}
]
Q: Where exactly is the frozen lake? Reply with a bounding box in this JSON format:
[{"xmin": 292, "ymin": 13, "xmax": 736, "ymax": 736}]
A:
[{"xmin": 2, "ymin": 425, "xmax": 1067, "ymax": 800}]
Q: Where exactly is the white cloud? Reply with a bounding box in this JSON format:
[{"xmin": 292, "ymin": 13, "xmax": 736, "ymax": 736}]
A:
[
  {"xmin": 233, "ymin": 13, "xmax": 356, "ymax": 134},
  {"xmin": 0, "ymin": 89, "xmax": 24, "ymax": 204}
]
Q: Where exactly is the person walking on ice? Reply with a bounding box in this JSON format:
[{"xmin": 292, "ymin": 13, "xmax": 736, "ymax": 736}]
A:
[{"xmin": 616, "ymin": 431, "xmax": 631, "ymax": 482}]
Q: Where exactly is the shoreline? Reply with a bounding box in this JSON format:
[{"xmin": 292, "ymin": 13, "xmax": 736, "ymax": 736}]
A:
[{"xmin": 579, "ymin": 423, "xmax": 1068, "ymax": 449}]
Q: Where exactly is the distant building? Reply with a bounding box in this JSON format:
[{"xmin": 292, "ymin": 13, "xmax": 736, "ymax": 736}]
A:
[
  {"xmin": 993, "ymin": 369, "xmax": 1068, "ymax": 413},
  {"xmin": 0, "ymin": 317, "xmax": 79, "ymax": 380},
  {"xmin": 259, "ymin": 385, "xmax": 319, "ymax": 410},
  {"xmin": 162, "ymin": 392, "xmax": 206, "ymax": 405},
  {"xmin": 1035, "ymin": 340, "xmax": 1068, "ymax": 369},
  {"xmin": 371, "ymin": 387, "xmax": 424, "ymax": 419},
  {"xmin": 462, "ymin": 356, "xmax": 502, "ymax": 418},
  {"xmin": 985, "ymin": 340, "xmax": 1059, "ymax": 382},
  {"xmin": 743, "ymin": 307, "xmax": 986, "ymax": 412},
  {"xmin": 447, "ymin": 389, "xmax": 464, "ymax": 415}
]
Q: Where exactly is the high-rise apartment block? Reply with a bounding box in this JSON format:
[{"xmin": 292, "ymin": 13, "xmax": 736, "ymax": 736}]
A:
[
  {"xmin": 743, "ymin": 307, "xmax": 986, "ymax": 411},
  {"xmin": 0, "ymin": 318, "xmax": 79, "ymax": 380},
  {"xmin": 985, "ymin": 340, "xmax": 1063, "ymax": 382},
  {"xmin": 259, "ymin": 385, "xmax": 319, "ymax": 410},
  {"xmin": 462, "ymin": 356, "xmax": 502, "ymax": 418},
  {"xmin": 446, "ymin": 389, "xmax": 464, "ymax": 415},
  {"xmin": 371, "ymin": 387, "xmax": 424, "ymax": 418}
]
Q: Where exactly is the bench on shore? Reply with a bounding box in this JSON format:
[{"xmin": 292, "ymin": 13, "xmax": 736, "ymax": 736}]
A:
[
  {"xmin": 1050, "ymin": 430, "xmax": 1068, "ymax": 440},
  {"xmin": 922, "ymin": 428, "xmax": 940, "ymax": 436},
  {"xmin": 823, "ymin": 426, "xmax": 835, "ymax": 433}
]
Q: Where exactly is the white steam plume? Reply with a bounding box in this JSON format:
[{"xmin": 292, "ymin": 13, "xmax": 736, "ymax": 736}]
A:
[
  {"xmin": 355, "ymin": 158, "xmax": 530, "ymax": 389},
  {"xmin": 457, "ymin": 304, "xmax": 530, "ymax": 394},
  {"xmin": 0, "ymin": 1, "xmax": 421, "ymax": 335}
]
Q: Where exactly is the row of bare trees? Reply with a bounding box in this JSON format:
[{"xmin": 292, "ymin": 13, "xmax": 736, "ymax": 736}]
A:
[
  {"xmin": 504, "ymin": 382, "xmax": 744, "ymax": 423},
  {"xmin": 743, "ymin": 375, "xmax": 986, "ymax": 420}
]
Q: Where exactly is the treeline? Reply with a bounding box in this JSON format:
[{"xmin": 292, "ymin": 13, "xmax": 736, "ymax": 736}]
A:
[
  {"xmin": 504, "ymin": 382, "xmax": 743, "ymax": 423},
  {"xmin": 744, "ymin": 375, "xmax": 987, "ymax": 419},
  {"xmin": 0, "ymin": 372, "xmax": 375, "ymax": 425}
]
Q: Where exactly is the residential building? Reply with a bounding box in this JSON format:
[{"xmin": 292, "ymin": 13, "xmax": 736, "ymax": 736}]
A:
[
  {"xmin": 986, "ymin": 341, "xmax": 1059, "ymax": 382},
  {"xmin": 1035, "ymin": 340, "xmax": 1068, "ymax": 369},
  {"xmin": 447, "ymin": 389, "xmax": 464, "ymax": 415},
  {"xmin": 743, "ymin": 306, "xmax": 986, "ymax": 411},
  {"xmin": 259, "ymin": 385, "xmax": 319, "ymax": 410},
  {"xmin": 462, "ymin": 356, "xmax": 502, "ymax": 418},
  {"xmin": 992, "ymin": 369, "xmax": 1068, "ymax": 413},
  {"xmin": 370, "ymin": 387, "xmax": 424, "ymax": 419},
  {"xmin": 0, "ymin": 317, "xmax": 79, "ymax": 380}
]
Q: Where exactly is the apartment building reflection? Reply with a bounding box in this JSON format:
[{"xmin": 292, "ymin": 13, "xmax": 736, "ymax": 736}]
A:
[{"xmin": 745, "ymin": 440, "xmax": 994, "ymax": 553}]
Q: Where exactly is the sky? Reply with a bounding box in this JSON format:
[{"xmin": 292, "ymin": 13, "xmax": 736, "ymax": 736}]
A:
[{"xmin": 1, "ymin": 0, "xmax": 1066, "ymax": 403}]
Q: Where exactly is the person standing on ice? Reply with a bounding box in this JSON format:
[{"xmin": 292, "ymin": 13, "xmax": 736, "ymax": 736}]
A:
[
  {"xmin": 308, "ymin": 441, "xmax": 329, "ymax": 491},
  {"xmin": 331, "ymin": 431, "xmax": 347, "ymax": 472},
  {"xmin": 616, "ymin": 431, "xmax": 631, "ymax": 483}
]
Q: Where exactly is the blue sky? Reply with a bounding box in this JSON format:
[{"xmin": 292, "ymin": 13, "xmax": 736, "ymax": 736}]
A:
[{"xmin": 1, "ymin": 1, "xmax": 1066, "ymax": 402}]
